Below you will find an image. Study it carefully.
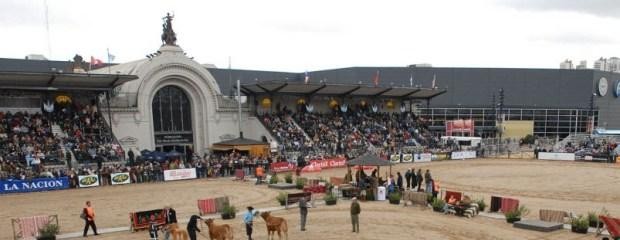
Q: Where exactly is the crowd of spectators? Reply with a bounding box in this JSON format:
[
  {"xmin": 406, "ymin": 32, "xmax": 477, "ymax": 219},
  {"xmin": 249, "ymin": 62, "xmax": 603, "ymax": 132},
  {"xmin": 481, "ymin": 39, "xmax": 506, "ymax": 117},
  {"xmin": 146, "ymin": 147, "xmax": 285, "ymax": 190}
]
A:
[
  {"xmin": 0, "ymin": 111, "xmax": 63, "ymax": 174},
  {"xmin": 260, "ymin": 112, "xmax": 309, "ymax": 153},
  {"xmin": 295, "ymin": 111, "xmax": 433, "ymax": 156},
  {"xmin": 0, "ymin": 99, "xmax": 125, "ymax": 180}
]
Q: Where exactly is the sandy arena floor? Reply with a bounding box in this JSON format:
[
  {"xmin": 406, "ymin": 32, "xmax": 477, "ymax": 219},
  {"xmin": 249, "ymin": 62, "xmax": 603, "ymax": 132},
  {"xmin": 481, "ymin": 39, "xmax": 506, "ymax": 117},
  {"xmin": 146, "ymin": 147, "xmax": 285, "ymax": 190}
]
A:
[{"xmin": 1, "ymin": 158, "xmax": 619, "ymax": 240}]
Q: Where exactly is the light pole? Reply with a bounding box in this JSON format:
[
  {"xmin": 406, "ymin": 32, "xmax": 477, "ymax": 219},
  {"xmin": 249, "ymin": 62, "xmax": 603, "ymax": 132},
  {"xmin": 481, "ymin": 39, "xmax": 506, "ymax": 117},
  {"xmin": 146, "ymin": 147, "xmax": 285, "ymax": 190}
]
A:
[
  {"xmin": 497, "ymin": 88, "xmax": 505, "ymax": 153},
  {"xmin": 589, "ymin": 93, "xmax": 596, "ymax": 134}
]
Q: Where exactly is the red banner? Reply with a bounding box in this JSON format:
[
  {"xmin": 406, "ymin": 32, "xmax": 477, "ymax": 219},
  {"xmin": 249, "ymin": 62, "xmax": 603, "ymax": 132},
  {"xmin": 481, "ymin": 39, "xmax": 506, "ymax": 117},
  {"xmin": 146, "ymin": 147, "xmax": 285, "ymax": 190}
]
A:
[
  {"xmin": 270, "ymin": 162, "xmax": 296, "ymax": 173},
  {"xmin": 446, "ymin": 119, "xmax": 475, "ymax": 136},
  {"xmin": 301, "ymin": 157, "xmax": 347, "ymax": 173}
]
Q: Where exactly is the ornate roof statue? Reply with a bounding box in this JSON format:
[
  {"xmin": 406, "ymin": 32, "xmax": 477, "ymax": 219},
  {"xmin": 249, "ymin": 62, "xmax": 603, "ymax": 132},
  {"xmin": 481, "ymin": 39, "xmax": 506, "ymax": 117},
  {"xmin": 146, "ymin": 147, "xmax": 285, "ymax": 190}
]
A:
[{"xmin": 161, "ymin": 12, "xmax": 177, "ymax": 46}]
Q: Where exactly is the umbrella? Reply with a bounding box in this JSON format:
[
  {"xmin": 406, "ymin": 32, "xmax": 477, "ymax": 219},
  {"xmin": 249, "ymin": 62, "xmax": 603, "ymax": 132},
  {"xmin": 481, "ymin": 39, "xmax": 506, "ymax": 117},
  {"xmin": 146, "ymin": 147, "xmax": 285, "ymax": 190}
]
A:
[{"xmin": 166, "ymin": 150, "xmax": 181, "ymax": 158}]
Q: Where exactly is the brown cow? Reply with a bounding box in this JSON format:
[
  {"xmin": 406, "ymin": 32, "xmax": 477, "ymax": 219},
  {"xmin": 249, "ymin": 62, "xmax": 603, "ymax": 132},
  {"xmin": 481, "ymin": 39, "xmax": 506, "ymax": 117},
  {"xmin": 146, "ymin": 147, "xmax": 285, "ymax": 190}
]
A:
[
  {"xmin": 162, "ymin": 223, "xmax": 189, "ymax": 240},
  {"xmin": 204, "ymin": 219, "xmax": 234, "ymax": 240},
  {"xmin": 260, "ymin": 212, "xmax": 288, "ymax": 240}
]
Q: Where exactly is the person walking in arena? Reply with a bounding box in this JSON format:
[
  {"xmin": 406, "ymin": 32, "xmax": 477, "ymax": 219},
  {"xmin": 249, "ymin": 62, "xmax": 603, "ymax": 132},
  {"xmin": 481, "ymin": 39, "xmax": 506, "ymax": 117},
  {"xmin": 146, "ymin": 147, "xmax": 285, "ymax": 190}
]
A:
[
  {"xmin": 164, "ymin": 205, "xmax": 177, "ymax": 240},
  {"xmin": 299, "ymin": 196, "xmax": 309, "ymax": 231},
  {"xmin": 82, "ymin": 200, "xmax": 99, "ymax": 237},
  {"xmin": 187, "ymin": 215, "xmax": 202, "ymax": 240},
  {"xmin": 350, "ymin": 197, "xmax": 361, "ymax": 233},
  {"xmin": 243, "ymin": 206, "xmax": 257, "ymax": 240}
]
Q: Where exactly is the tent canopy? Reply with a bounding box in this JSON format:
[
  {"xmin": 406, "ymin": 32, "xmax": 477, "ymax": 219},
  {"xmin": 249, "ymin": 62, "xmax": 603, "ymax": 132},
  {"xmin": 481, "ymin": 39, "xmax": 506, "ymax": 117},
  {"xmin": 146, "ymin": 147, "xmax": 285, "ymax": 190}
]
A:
[
  {"xmin": 346, "ymin": 154, "xmax": 393, "ymax": 166},
  {"xmin": 211, "ymin": 137, "xmax": 268, "ymax": 151}
]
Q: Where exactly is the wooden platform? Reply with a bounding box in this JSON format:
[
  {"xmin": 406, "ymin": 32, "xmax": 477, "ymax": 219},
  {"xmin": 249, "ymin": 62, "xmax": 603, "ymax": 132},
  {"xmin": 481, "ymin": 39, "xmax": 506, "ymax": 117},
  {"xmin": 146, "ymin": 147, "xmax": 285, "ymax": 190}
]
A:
[
  {"xmin": 268, "ymin": 183, "xmax": 297, "ymax": 189},
  {"xmin": 513, "ymin": 220, "xmax": 563, "ymax": 232}
]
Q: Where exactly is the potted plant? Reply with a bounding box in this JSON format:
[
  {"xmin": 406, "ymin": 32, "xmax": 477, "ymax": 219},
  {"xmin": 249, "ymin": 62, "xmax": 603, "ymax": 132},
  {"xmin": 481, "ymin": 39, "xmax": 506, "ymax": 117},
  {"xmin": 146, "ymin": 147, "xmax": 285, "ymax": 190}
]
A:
[
  {"xmin": 570, "ymin": 214, "xmax": 589, "ymax": 234},
  {"xmin": 426, "ymin": 193, "xmax": 435, "ymax": 204},
  {"xmin": 295, "ymin": 178, "xmax": 306, "ymax": 190},
  {"xmin": 269, "ymin": 173, "xmax": 279, "ymax": 184},
  {"xmin": 587, "ymin": 208, "xmax": 608, "ymax": 228},
  {"xmin": 276, "ymin": 192, "xmax": 287, "ymax": 206},
  {"xmin": 284, "ymin": 173, "xmax": 293, "ymax": 184},
  {"xmin": 221, "ymin": 204, "xmax": 237, "ymax": 220},
  {"xmin": 504, "ymin": 205, "xmax": 529, "ymax": 223},
  {"xmin": 323, "ymin": 193, "xmax": 338, "ymax": 205},
  {"xmin": 37, "ymin": 223, "xmax": 59, "ymax": 240},
  {"xmin": 431, "ymin": 198, "xmax": 445, "ymax": 212},
  {"xmin": 475, "ymin": 199, "xmax": 487, "ymax": 212},
  {"xmin": 388, "ymin": 192, "xmax": 401, "ymax": 205}
]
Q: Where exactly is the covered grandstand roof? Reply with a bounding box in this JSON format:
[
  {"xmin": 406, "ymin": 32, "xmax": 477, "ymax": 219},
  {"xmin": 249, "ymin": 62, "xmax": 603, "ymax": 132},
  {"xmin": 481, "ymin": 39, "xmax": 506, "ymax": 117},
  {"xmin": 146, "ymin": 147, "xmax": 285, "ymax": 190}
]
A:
[
  {"xmin": 0, "ymin": 71, "xmax": 138, "ymax": 91},
  {"xmin": 240, "ymin": 81, "xmax": 446, "ymax": 99}
]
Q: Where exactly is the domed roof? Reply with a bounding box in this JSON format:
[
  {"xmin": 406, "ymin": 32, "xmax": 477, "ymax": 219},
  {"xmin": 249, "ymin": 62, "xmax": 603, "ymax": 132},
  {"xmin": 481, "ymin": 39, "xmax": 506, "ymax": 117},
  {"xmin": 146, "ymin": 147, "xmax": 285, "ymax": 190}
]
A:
[{"xmin": 92, "ymin": 45, "xmax": 221, "ymax": 108}]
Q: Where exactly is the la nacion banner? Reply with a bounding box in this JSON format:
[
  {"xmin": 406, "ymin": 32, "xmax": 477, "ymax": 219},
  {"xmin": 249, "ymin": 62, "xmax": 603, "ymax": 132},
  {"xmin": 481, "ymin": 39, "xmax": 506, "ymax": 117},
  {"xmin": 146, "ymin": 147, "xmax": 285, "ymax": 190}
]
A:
[{"xmin": 0, "ymin": 177, "xmax": 69, "ymax": 194}]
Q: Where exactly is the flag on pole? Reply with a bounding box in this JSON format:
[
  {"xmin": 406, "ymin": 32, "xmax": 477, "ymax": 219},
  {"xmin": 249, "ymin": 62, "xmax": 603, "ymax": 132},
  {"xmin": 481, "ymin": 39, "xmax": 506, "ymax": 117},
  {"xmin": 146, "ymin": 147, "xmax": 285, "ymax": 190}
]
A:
[
  {"xmin": 410, "ymin": 74, "xmax": 413, "ymax": 87},
  {"xmin": 304, "ymin": 71, "xmax": 309, "ymax": 84},
  {"xmin": 107, "ymin": 53, "xmax": 115, "ymax": 62},
  {"xmin": 431, "ymin": 74, "xmax": 436, "ymax": 88},
  {"xmin": 90, "ymin": 56, "xmax": 103, "ymax": 70},
  {"xmin": 373, "ymin": 70, "xmax": 380, "ymax": 87}
]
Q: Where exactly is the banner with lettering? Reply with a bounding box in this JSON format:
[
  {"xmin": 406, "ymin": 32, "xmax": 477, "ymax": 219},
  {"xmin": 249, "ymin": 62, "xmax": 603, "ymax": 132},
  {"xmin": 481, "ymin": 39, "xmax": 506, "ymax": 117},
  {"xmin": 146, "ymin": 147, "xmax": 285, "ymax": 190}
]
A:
[
  {"xmin": 164, "ymin": 168, "xmax": 197, "ymax": 181},
  {"xmin": 270, "ymin": 162, "xmax": 296, "ymax": 173},
  {"xmin": 0, "ymin": 177, "xmax": 70, "ymax": 194},
  {"xmin": 111, "ymin": 172, "xmax": 131, "ymax": 185},
  {"xmin": 78, "ymin": 175, "xmax": 100, "ymax": 188},
  {"xmin": 302, "ymin": 157, "xmax": 347, "ymax": 172},
  {"xmin": 401, "ymin": 154, "xmax": 413, "ymax": 163}
]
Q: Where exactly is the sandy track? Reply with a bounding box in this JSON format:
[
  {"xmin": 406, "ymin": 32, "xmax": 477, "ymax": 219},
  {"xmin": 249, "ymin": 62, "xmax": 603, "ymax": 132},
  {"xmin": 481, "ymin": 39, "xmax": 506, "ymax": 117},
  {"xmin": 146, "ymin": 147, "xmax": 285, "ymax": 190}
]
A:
[{"xmin": 1, "ymin": 158, "xmax": 618, "ymax": 239}]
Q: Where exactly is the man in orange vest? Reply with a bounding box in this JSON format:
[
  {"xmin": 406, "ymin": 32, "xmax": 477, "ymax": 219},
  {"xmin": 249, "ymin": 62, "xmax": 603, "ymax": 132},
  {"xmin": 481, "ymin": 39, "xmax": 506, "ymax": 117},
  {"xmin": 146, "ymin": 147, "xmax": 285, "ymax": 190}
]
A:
[
  {"xmin": 255, "ymin": 165, "xmax": 265, "ymax": 185},
  {"xmin": 82, "ymin": 200, "xmax": 99, "ymax": 237}
]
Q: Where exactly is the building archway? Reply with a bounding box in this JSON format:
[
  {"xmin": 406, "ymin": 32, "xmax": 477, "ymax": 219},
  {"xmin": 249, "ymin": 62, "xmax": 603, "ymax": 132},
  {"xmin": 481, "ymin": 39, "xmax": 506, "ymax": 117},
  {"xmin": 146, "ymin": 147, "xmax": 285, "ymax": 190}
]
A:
[{"xmin": 152, "ymin": 85, "xmax": 194, "ymax": 160}]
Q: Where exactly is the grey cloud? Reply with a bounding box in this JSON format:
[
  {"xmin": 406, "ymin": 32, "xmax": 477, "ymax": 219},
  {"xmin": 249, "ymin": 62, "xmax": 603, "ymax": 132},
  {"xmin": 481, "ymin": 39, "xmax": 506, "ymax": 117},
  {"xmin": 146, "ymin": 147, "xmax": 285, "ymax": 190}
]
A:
[
  {"xmin": 530, "ymin": 32, "xmax": 617, "ymax": 45},
  {"xmin": 500, "ymin": 0, "xmax": 620, "ymax": 18}
]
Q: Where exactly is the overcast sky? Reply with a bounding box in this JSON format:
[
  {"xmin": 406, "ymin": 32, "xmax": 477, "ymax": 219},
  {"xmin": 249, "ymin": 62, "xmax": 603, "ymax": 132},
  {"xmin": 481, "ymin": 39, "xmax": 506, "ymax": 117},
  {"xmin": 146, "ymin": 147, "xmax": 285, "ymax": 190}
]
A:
[{"xmin": 1, "ymin": 0, "xmax": 619, "ymax": 72}]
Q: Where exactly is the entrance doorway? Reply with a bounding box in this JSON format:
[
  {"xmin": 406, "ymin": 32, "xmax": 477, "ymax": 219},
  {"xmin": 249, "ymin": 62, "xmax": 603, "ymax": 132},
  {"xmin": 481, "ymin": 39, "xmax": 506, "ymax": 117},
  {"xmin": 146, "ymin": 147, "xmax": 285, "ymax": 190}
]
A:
[{"xmin": 152, "ymin": 85, "xmax": 194, "ymax": 161}]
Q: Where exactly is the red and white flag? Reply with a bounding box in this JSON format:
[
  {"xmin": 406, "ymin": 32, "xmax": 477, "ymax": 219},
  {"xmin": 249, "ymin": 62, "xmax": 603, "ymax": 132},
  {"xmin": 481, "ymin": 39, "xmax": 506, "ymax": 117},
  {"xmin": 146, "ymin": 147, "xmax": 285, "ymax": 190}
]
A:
[
  {"xmin": 373, "ymin": 70, "xmax": 380, "ymax": 87},
  {"xmin": 90, "ymin": 56, "xmax": 104, "ymax": 69}
]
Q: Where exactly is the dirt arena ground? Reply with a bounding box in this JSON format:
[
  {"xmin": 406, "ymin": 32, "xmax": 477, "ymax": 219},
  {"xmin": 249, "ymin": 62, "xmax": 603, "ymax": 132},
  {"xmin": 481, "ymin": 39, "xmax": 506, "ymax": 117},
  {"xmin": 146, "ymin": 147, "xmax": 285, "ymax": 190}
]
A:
[{"xmin": 2, "ymin": 158, "xmax": 619, "ymax": 240}]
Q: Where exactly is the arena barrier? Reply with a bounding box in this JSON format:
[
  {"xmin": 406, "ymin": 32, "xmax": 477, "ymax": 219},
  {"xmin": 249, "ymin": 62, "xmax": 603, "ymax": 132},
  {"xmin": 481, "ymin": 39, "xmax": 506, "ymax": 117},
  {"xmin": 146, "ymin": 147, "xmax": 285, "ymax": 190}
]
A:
[
  {"xmin": 163, "ymin": 168, "xmax": 197, "ymax": 181},
  {"xmin": 11, "ymin": 215, "xmax": 58, "ymax": 240},
  {"xmin": 78, "ymin": 175, "xmax": 100, "ymax": 188},
  {"xmin": 450, "ymin": 151, "xmax": 477, "ymax": 160},
  {"xmin": 197, "ymin": 196, "xmax": 230, "ymax": 216},
  {"xmin": 270, "ymin": 162, "xmax": 296, "ymax": 173},
  {"xmin": 129, "ymin": 209, "xmax": 165, "ymax": 232},
  {"xmin": 414, "ymin": 153, "xmax": 432, "ymax": 162},
  {"xmin": 537, "ymin": 152, "xmax": 575, "ymax": 161},
  {"xmin": 1, "ymin": 177, "xmax": 69, "ymax": 194},
  {"xmin": 111, "ymin": 172, "xmax": 131, "ymax": 185}
]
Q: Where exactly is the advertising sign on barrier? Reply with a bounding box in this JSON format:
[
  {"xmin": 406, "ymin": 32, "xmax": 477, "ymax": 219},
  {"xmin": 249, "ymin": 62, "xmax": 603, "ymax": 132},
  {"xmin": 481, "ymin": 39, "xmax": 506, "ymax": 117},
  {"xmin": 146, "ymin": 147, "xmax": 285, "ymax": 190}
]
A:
[
  {"xmin": 390, "ymin": 154, "xmax": 401, "ymax": 163},
  {"xmin": 537, "ymin": 152, "xmax": 575, "ymax": 161},
  {"xmin": 302, "ymin": 158, "xmax": 347, "ymax": 172},
  {"xmin": 270, "ymin": 162, "xmax": 296, "ymax": 173},
  {"xmin": 401, "ymin": 154, "xmax": 413, "ymax": 163},
  {"xmin": 78, "ymin": 175, "xmax": 100, "ymax": 188},
  {"xmin": 414, "ymin": 153, "xmax": 432, "ymax": 162},
  {"xmin": 451, "ymin": 151, "xmax": 477, "ymax": 160},
  {"xmin": 0, "ymin": 177, "xmax": 70, "ymax": 194},
  {"xmin": 111, "ymin": 173, "xmax": 131, "ymax": 185},
  {"xmin": 163, "ymin": 168, "xmax": 197, "ymax": 181}
]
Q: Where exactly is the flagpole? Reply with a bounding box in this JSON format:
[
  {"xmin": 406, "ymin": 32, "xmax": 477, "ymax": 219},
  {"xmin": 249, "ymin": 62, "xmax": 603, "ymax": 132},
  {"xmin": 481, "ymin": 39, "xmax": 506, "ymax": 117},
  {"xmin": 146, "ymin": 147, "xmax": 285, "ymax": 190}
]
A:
[{"xmin": 107, "ymin": 48, "xmax": 111, "ymax": 74}]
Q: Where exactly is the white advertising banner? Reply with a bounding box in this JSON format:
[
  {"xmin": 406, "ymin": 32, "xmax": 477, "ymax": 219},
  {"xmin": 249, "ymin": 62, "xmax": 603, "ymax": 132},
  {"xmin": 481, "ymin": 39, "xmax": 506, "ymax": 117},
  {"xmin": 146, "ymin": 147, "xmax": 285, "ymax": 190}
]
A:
[
  {"xmin": 111, "ymin": 172, "xmax": 131, "ymax": 185},
  {"xmin": 164, "ymin": 168, "xmax": 197, "ymax": 181},
  {"xmin": 538, "ymin": 152, "xmax": 575, "ymax": 161},
  {"xmin": 390, "ymin": 154, "xmax": 401, "ymax": 163},
  {"xmin": 414, "ymin": 153, "xmax": 432, "ymax": 162},
  {"xmin": 451, "ymin": 151, "xmax": 477, "ymax": 160},
  {"xmin": 401, "ymin": 154, "xmax": 413, "ymax": 163},
  {"xmin": 78, "ymin": 175, "xmax": 100, "ymax": 188}
]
